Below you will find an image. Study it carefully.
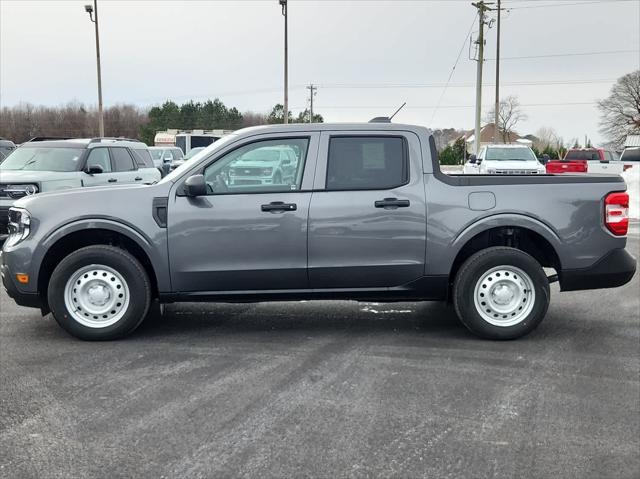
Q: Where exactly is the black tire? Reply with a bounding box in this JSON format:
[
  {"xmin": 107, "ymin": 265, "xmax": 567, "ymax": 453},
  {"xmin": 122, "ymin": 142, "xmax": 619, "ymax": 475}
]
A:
[
  {"xmin": 47, "ymin": 245, "xmax": 151, "ymax": 340},
  {"xmin": 453, "ymin": 247, "xmax": 550, "ymax": 340}
]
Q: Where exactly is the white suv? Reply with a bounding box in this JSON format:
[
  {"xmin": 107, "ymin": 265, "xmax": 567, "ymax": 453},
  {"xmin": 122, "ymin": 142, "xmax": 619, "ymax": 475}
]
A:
[{"xmin": 0, "ymin": 138, "xmax": 160, "ymax": 240}]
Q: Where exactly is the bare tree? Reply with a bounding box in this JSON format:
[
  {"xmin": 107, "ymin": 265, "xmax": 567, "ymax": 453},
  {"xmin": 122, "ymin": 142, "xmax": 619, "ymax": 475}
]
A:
[
  {"xmin": 534, "ymin": 126, "xmax": 562, "ymax": 150},
  {"xmin": 598, "ymin": 70, "xmax": 640, "ymax": 148},
  {"xmin": 0, "ymin": 102, "xmax": 148, "ymax": 143},
  {"xmin": 484, "ymin": 95, "xmax": 527, "ymax": 143}
]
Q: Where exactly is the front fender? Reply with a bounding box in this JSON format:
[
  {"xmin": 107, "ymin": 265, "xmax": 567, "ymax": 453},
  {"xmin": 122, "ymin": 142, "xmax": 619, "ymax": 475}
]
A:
[{"xmin": 31, "ymin": 217, "xmax": 170, "ymax": 293}]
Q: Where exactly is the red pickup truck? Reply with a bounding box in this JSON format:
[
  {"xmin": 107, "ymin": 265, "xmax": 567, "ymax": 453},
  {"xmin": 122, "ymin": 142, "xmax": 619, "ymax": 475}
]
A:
[{"xmin": 546, "ymin": 148, "xmax": 626, "ymax": 174}]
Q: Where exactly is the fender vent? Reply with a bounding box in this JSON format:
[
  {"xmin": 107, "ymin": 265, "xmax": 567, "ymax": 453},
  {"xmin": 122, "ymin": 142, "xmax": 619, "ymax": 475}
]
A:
[{"xmin": 152, "ymin": 197, "xmax": 168, "ymax": 228}]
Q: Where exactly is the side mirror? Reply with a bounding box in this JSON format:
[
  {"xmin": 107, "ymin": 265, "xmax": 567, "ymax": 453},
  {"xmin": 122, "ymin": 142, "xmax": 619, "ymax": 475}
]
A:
[
  {"xmin": 469, "ymin": 154, "xmax": 477, "ymax": 164},
  {"xmin": 184, "ymin": 174, "xmax": 207, "ymax": 197},
  {"xmin": 87, "ymin": 164, "xmax": 103, "ymax": 174},
  {"xmin": 540, "ymin": 154, "xmax": 550, "ymax": 165},
  {"xmin": 281, "ymin": 159, "xmax": 291, "ymax": 165}
]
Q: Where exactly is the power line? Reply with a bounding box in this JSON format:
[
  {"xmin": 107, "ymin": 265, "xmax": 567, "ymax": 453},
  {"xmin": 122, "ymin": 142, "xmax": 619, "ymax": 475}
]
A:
[
  {"xmin": 485, "ymin": 49, "xmax": 639, "ymax": 61},
  {"xmin": 505, "ymin": 0, "xmax": 635, "ymax": 9},
  {"xmin": 429, "ymin": 13, "xmax": 478, "ymax": 123},
  {"xmin": 318, "ymin": 79, "xmax": 616, "ymax": 89},
  {"xmin": 304, "ymin": 101, "xmax": 597, "ymax": 110}
]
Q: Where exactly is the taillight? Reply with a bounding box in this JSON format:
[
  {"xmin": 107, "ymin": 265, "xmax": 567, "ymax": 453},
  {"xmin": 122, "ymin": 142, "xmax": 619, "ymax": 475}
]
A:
[
  {"xmin": 604, "ymin": 192, "xmax": 629, "ymax": 236},
  {"xmin": 623, "ymin": 164, "xmax": 633, "ymax": 172}
]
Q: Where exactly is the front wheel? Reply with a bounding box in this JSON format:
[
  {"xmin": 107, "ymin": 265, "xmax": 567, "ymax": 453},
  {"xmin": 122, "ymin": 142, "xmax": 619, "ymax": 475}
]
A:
[
  {"xmin": 453, "ymin": 247, "xmax": 550, "ymax": 340},
  {"xmin": 47, "ymin": 245, "xmax": 151, "ymax": 340}
]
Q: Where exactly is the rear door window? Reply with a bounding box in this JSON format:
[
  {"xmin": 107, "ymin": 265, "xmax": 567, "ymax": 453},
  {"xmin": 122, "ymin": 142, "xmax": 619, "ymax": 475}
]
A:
[
  {"xmin": 110, "ymin": 148, "xmax": 136, "ymax": 171},
  {"xmin": 326, "ymin": 136, "xmax": 408, "ymax": 190},
  {"xmin": 131, "ymin": 149, "xmax": 154, "ymax": 168}
]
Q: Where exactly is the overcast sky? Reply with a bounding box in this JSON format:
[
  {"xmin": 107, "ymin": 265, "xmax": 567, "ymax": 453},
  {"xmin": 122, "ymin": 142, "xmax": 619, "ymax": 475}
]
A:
[{"xmin": 1, "ymin": 0, "xmax": 639, "ymax": 144}]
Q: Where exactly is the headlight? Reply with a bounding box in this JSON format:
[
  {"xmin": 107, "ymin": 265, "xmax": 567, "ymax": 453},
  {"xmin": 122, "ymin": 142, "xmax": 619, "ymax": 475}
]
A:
[
  {"xmin": 5, "ymin": 208, "xmax": 31, "ymax": 247},
  {"xmin": 4, "ymin": 184, "xmax": 38, "ymax": 199}
]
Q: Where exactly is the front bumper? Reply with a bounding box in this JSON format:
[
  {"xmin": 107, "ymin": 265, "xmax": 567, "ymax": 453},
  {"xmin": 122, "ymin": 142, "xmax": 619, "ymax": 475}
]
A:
[
  {"xmin": 1, "ymin": 253, "xmax": 43, "ymax": 309},
  {"xmin": 560, "ymin": 248, "xmax": 637, "ymax": 291}
]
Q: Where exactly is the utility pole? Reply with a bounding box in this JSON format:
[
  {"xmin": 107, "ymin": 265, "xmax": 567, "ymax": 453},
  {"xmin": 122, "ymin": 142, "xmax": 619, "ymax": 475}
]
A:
[
  {"xmin": 472, "ymin": 1, "xmax": 490, "ymax": 156},
  {"xmin": 493, "ymin": 0, "xmax": 501, "ymax": 143},
  {"xmin": 279, "ymin": 0, "xmax": 289, "ymax": 124},
  {"xmin": 306, "ymin": 84, "xmax": 317, "ymax": 123},
  {"xmin": 85, "ymin": 0, "xmax": 104, "ymax": 137}
]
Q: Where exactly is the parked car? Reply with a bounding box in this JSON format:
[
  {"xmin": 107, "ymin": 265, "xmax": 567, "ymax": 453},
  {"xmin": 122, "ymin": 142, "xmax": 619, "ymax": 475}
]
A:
[
  {"xmin": 546, "ymin": 148, "xmax": 623, "ymax": 174},
  {"xmin": 1, "ymin": 123, "xmax": 635, "ymax": 341},
  {"xmin": 0, "ymin": 139, "xmax": 17, "ymax": 162},
  {"xmin": 462, "ymin": 144, "xmax": 546, "ymax": 175},
  {"xmin": 620, "ymin": 146, "xmax": 640, "ymax": 170},
  {"xmin": 227, "ymin": 145, "xmax": 300, "ymax": 186},
  {"xmin": 169, "ymin": 146, "xmax": 205, "ymax": 171},
  {"xmin": 0, "ymin": 138, "xmax": 160, "ymax": 241},
  {"xmin": 148, "ymin": 146, "xmax": 184, "ymax": 176}
]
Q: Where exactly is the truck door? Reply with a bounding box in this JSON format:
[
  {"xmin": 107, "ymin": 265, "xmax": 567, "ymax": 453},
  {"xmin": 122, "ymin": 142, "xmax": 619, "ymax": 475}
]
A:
[
  {"xmin": 308, "ymin": 132, "xmax": 427, "ymax": 289},
  {"xmin": 167, "ymin": 134, "xmax": 319, "ymax": 292}
]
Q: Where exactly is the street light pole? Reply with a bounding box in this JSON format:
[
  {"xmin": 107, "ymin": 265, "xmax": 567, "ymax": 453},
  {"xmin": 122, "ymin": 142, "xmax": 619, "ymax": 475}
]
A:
[
  {"xmin": 280, "ymin": 0, "xmax": 289, "ymax": 124},
  {"xmin": 85, "ymin": 1, "xmax": 104, "ymax": 137}
]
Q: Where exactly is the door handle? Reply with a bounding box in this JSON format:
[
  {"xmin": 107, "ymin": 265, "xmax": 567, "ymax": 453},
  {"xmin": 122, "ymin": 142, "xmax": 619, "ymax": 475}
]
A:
[
  {"xmin": 261, "ymin": 201, "xmax": 297, "ymax": 212},
  {"xmin": 374, "ymin": 198, "xmax": 410, "ymax": 209},
  {"xmin": 135, "ymin": 177, "xmax": 143, "ymax": 181},
  {"xmin": 108, "ymin": 178, "xmax": 117, "ymax": 183}
]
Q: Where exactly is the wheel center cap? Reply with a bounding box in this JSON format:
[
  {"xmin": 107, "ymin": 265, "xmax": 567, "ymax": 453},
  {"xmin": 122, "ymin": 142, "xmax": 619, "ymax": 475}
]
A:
[
  {"xmin": 492, "ymin": 284, "xmax": 514, "ymax": 305},
  {"xmin": 87, "ymin": 284, "xmax": 110, "ymax": 306}
]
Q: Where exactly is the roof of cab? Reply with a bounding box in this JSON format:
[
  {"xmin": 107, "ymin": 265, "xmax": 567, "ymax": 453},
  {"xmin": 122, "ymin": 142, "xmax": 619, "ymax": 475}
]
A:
[{"xmin": 232, "ymin": 122, "xmax": 432, "ymax": 139}]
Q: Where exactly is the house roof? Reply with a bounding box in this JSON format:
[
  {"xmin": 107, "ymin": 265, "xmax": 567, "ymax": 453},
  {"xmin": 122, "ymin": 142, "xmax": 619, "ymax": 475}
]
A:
[
  {"xmin": 461, "ymin": 123, "xmax": 521, "ymax": 144},
  {"xmin": 625, "ymin": 135, "xmax": 640, "ymax": 147}
]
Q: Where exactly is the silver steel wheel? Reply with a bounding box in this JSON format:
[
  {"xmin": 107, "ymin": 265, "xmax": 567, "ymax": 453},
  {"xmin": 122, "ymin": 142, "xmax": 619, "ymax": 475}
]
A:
[
  {"xmin": 63, "ymin": 264, "xmax": 130, "ymax": 329},
  {"xmin": 473, "ymin": 265, "xmax": 535, "ymax": 327}
]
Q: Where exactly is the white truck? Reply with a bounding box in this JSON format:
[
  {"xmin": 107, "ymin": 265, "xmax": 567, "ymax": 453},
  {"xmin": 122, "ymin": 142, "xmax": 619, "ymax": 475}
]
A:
[{"xmin": 463, "ymin": 144, "xmax": 546, "ymax": 175}]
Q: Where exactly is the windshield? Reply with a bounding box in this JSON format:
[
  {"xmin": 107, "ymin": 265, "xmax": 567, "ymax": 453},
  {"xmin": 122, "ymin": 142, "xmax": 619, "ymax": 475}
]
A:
[
  {"xmin": 159, "ymin": 133, "xmax": 239, "ymax": 184},
  {"xmin": 184, "ymin": 147, "xmax": 205, "ymax": 160},
  {"xmin": 485, "ymin": 147, "xmax": 537, "ymax": 161},
  {"xmin": 149, "ymin": 149, "xmax": 164, "ymax": 160},
  {"xmin": 239, "ymin": 149, "xmax": 281, "ymax": 162},
  {"xmin": 565, "ymin": 150, "xmax": 600, "ymax": 161},
  {"xmin": 0, "ymin": 147, "xmax": 83, "ymax": 172}
]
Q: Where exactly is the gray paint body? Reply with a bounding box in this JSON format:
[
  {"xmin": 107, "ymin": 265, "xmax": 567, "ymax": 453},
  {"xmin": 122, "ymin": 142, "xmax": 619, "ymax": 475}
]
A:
[{"xmin": 1, "ymin": 123, "xmax": 631, "ymax": 304}]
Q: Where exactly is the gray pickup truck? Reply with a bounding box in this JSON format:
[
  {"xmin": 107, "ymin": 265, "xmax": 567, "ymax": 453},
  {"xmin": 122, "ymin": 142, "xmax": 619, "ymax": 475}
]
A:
[{"xmin": 1, "ymin": 123, "xmax": 635, "ymax": 341}]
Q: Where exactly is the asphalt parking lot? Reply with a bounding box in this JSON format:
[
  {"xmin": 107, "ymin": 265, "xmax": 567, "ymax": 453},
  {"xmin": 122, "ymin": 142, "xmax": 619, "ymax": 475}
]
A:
[{"xmin": 1, "ymin": 229, "xmax": 638, "ymax": 479}]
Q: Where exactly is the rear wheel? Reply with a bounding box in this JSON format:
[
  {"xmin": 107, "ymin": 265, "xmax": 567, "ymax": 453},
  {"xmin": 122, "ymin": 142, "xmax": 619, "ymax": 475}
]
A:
[
  {"xmin": 47, "ymin": 245, "xmax": 151, "ymax": 340},
  {"xmin": 453, "ymin": 247, "xmax": 550, "ymax": 340}
]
